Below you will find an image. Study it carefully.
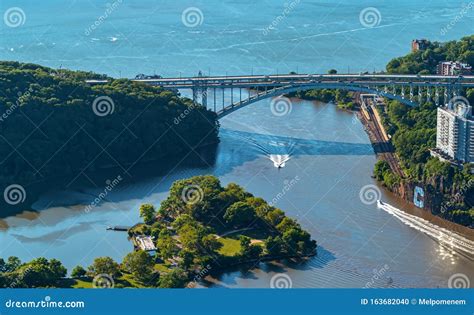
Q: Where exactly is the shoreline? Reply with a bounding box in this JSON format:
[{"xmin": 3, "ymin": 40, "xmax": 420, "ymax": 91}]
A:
[
  {"xmin": 352, "ymin": 98, "xmax": 474, "ymax": 239},
  {"xmin": 293, "ymin": 92, "xmax": 473, "ymax": 237}
]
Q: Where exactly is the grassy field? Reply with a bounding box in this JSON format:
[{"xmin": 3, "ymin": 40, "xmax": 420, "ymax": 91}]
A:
[
  {"xmin": 70, "ymin": 279, "xmax": 93, "ymax": 288},
  {"xmin": 154, "ymin": 263, "xmax": 172, "ymax": 273},
  {"xmin": 217, "ymin": 237, "xmax": 241, "ymax": 256}
]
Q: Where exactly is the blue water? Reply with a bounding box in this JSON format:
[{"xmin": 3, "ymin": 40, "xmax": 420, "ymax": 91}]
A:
[
  {"xmin": 1, "ymin": 0, "xmax": 473, "ymax": 77},
  {"xmin": 0, "ymin": 1, "xmax": 473, "ymax": 288}
]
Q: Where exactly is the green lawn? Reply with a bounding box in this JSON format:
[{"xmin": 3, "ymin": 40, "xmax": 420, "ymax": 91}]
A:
[
  {"xmin": 71, "ymin": 279, "xmax": 93, "ymax": 288},
  {"xmin": 217, "ymin": 237, "xmax": 241, "ymax": 257},
  {"xmin": 225, "ymin": 229, "xmax": 270, "ymax": 240},
  {"xmin": 154, "ymin": 263, "xmax": 172, "ymax": 273}
]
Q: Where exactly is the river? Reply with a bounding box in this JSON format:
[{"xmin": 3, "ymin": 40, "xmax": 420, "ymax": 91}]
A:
[{"xmin": 0, "ymin": 0, "xmax": 473, "ymax": 288}]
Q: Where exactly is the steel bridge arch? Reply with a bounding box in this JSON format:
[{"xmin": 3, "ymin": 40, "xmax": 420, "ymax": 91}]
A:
[{"xmin": 216, "ymin": 83, "xmax": 417, "ymax": 118}]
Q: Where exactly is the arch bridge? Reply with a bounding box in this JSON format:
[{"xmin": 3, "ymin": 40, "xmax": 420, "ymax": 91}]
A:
[{"xmin": 87, "ymin": 74, "xmax": 474, "ymax": 118}]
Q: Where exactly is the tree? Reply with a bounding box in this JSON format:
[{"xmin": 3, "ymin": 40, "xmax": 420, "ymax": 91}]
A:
[
  {"xmin": 5, "ymin": 256, "xmax": 21, "ymax": 272},
  {"xmin": 266, "ymin": 208, "xmax": 285, "ymax": 226},
  {"xmin": 0, "ymin": 62, "xmax": 218, "ymax": 193},
  {"xmin": 218, "ymin": 183, "xmax": 251, "ymax": 207},
  {"xmin": 276, "ymin": 217, "xmax": 299, "ymax": 233},
  {"xmin": 178, "ymin": 250, "xmax": 195, "ymax": 269},
  {"xmin": 88, "ymin": 257, "xmax": 120, "ymax": 278},
  {"xmin": 223, "ymin": 201, "xmax": 256, "ymax": 228},
  {"xmin": 71, "ymin": 266, "xmax": 87, "ymax": 278},
  {"xmin": 265, "ymin": 236, "xmax": 284, "ymax": 256},
  {"xmin": 0, "ymin": 258, "xmax": 5, "ymax": 273},
  {"xmin": 122, "ymin": 251, "xmax": 154, "ymax": 283},
  {"xmin": 18, "ymin": 258, "xmax": 67, "ymax": 288},
  {"xmin": 157, "ymin": 231, "xmax": 177, "ymax": 260},
  {"xmin": 140, "ymin": 204, "xmax": 156, "ymax": 225},
  {"xmin": 239, "ymin": 236, "xmax": 262, "ymax": 259},
  {"xmin": 328, "ymin": 69, "xmax": 337, "ymax": 74},
  {"xmin": 201, "ymin": 234, "xmax": 222, "ymax": 254},
  {"xmin": 158, "ymin": 268, "xmax": 188, "ymax": 288}
]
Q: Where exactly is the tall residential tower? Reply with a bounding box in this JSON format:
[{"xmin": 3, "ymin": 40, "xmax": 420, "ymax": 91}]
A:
[{"xmin": 435, "ymin": 103, "xmax": 474, "ymax": 164}]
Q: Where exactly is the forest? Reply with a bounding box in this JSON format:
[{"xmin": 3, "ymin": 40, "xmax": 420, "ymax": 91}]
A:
[{"xmin": 0, "ymin": 61, "xmax": 219, "ymax": 200}]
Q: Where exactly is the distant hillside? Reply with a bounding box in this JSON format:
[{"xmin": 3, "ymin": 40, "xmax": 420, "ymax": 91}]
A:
[{"xmin": 0, "ymin": 61, "xmax": 218, "ymax": 190}]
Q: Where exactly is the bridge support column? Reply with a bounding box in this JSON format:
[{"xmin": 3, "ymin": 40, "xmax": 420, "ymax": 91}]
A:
[
  {"xmin": 426, "ymin": 86, "xmax": 431, "ymax": 103},
  {"xmin": 401, "ymin": 86, "xmax": 405, "ymax": 99},
  {"xmin": 214, "ymin": 88, "xmax": 216, "ymax": 112},
  {"xmin": 435, "ymin": 87, "xmax": 440, "ymax": 106},
  {"xmin": 409, "ymin": 85, "xmax": 414, "ymax": 102},
  {"xmin": 192, "ymin": 87, "xmax": 198, "ymax": 104},
  {"xmin": 418, "ymin": 87, "xmax": 423, "ymax": 104},
  {"xmin": 231, "ymin": 88, "xmax": 234, "ymax": 107},
  {"xmin": 446, "ymin": 86, "xmax": 453, "ymax": 104},
  {"xmin": 202, "ymin": 88, "xmax": 207, "ymax": 108},
  {"xmin": 222, "ymin": 88, "xmax": 225, "ymax": 112}
]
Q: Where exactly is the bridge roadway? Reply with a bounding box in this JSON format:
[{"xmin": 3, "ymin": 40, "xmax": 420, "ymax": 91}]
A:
[
  {"xmin": 86, "ymin": 73, "xmax": 474, "ymax": 117},
  {"xmin": 87, "ymin": 73, "xmax": 474, "ymax": 88}
]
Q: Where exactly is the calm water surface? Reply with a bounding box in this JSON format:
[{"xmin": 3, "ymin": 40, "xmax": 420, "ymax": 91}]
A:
[{"xmin": 0, "ymin": 0, "xmax": 473, "ymax": 288}]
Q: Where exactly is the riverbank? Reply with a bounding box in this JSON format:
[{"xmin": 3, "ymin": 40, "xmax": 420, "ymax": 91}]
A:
[{"xmin": 354, "ymin": 98, "xmax": 474, "ymax": 237}]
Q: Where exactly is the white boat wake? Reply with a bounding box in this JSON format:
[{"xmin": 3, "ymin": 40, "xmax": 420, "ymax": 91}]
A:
[
  {"xmin": 377, "ymin": 201, "xmax": 474, "ymax": 256},
  {"xmin": 268, "ymin": 154, "xmax": 291, "ymax": 168}
]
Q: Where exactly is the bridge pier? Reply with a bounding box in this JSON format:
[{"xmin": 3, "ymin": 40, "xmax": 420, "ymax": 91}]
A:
[
  {"xmin": 214, "ymin": 88, "xmax": 217, "ymax": 112},
  {"xmin": 202, "ymin": 88, "xmax": 208, "ymax": 108},
  {"xmin": 435, "ymin": 87, "xmax": 440, "ymax": 106},
  {"xmin": 192, "ymin": 87, "xmax": 198, "ymax": 104},
  {"xmin": 222, "ymin": 88, "xmax": 225, "ymax": 112}
]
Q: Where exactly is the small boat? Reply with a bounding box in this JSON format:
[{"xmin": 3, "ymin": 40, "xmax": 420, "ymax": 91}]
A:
[{"xmin": 376, "ymin": 200, "xmax": 384, "ymax": 208}]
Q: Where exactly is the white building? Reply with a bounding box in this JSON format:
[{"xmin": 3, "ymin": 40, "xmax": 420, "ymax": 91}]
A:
[
  {"xmin": 435, "ymin": 103, "xmax": 474, "ymax": 164},
  {"xmin": 437, "ymin": 61, "xmax": 472, "ymax": 76}
]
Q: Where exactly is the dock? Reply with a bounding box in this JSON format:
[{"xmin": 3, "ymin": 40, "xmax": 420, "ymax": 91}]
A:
[{"xmin": 106, "ymin": 226, "xmax": 131, "ymax": 232}]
